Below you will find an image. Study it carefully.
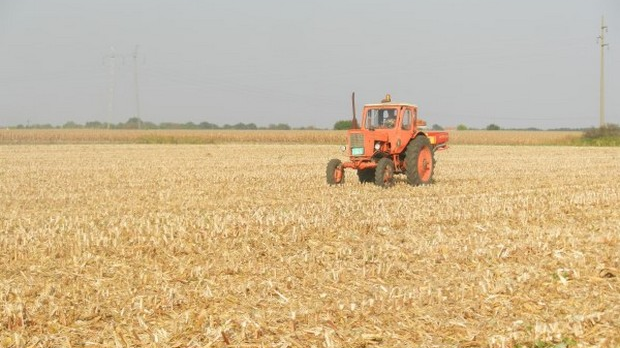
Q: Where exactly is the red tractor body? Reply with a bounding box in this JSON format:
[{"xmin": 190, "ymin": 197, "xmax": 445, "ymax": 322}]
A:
[{"xmin": 327, "ymin": 94, "xmax": 449, "ymax": 187}]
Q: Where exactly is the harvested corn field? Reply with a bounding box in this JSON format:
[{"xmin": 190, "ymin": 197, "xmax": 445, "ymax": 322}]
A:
[{"xmin": 1, "ymin": 144, "xmax": 619, "ymax": 347}]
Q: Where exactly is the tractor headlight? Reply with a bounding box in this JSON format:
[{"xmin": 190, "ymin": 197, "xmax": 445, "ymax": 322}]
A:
[
  {"xmin": 340, "ymin": 145, "xmax": 346, "ymax": 152},
  {"xmin": 374, "ymin": 142, "xmax": 381, "ymax": 151}
]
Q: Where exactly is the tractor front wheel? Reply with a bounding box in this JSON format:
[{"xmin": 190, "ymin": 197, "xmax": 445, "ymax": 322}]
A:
[
  {"xmin": 405, "ymin": 136, "xmax": 435, "ymax": 185},
  {"xmin": 374, "ymin": 158, "xmax": 395, "ymax": 187},
  {"xmin": 326, "ymin": 159, "xmax": 345, "ymax": 185}
]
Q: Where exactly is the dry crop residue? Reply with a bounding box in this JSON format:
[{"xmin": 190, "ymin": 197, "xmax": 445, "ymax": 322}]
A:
[{"xmin": 0, "ymin": 144, "xmax": 619, "ymax": 347}]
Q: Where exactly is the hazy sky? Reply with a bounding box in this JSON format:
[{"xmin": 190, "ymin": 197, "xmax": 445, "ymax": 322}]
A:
[{"xmin": 1, "ymin": 0, "xmax": 618, "ymax": 129}]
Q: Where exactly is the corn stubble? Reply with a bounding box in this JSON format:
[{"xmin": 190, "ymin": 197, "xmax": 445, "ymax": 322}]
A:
[{"xmin": 0, "ymin": 144, "xmax": 618, "ymax": 347}]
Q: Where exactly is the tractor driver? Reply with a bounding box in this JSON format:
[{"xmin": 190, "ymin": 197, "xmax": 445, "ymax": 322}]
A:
[{"xmin": 384, "ymin": 110, "xmax": 397, "ymax": 128}]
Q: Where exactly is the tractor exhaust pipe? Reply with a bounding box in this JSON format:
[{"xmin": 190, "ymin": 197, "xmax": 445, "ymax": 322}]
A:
[{"xmin": 351, "ymin": 92, "xmax": 359, "ymax": 129}]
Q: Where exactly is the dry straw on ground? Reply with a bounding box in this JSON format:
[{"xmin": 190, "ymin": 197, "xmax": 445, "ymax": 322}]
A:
[{"xmin": 1, "ymin": 144, "xmax": 618, "ymax": 347}]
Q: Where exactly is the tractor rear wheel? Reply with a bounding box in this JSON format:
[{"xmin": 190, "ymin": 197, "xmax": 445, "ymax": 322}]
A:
[
  {"xmin": 326, "ymin": 159, "xmax": 345, "ymax": 185},
  {"xmin": 357, "ymin": 168, "xmax": 375, "ymax": 183},
  {"xmin": 374, "ymin": 158, "xmax": 395, "ymax": 187},
  {"xmin": 405, "ymin": 136, "xmax": 435, "ymax": 186}
]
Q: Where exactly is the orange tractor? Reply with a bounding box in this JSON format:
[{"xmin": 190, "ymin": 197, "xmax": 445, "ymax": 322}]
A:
[{"xmin": 326, "ymin": 93, "xmax": 449, "ymax": 187}]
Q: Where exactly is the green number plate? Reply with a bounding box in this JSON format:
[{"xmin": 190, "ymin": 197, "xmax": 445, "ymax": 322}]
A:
[{"xmin": 351, "ymin": 147, "xmax": 364, "ymax": 156}]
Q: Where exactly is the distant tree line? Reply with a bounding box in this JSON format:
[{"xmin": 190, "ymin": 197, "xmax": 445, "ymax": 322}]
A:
[
  {"xmin": 11, "ymin": 118, "xmax": 323, "ymax": 130},
  {"xmin": 10, "ymin": 117, "xmax": 602, "ymax": 132}
]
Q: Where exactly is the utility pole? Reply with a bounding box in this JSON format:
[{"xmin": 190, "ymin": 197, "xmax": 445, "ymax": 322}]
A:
[
  {"xmin": 106, "ymin": 46, "xmax": 117, "ymax": 129},
  {"xmin": 133, "ymin": 45, "xmax": 142, "ymax": 129},
  {"xmin": 598, "ymin": 16, "xmax": 609, "ymax": 128}
]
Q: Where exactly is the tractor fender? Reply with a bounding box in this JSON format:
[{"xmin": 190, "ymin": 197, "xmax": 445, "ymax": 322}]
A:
[
  {"xmin": 400, "ymin": 132, "xmax": 427, "ymax": 159},
  {"xmin": 408, "ymin": 131, "xmax": 428, "ymax": 146},
  {"xmin": 403, "ymin": 132, "xmax": 437, "ymax": 158}
]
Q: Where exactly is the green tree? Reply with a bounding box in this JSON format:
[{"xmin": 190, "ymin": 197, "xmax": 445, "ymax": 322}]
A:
[
  {"xmin": 231, "ymin": 122, "xmax": 258, "ymax": 130},
  {"xmin": 431, "ymin": 124, "xmax": 444, "ymax": 131},
  {"xmin": 268, "ymin": 123, "xmax": 291, "ymax": 130},
  {"xmin": 62, "ymin": 121, "xmax": 82, "ymax": 129},
  {"xmin": 141, "ymin": 121, "xmax": 158, "ymax": 129},
  {"xmin": 199, "ymin": 121, "xmax": 219, "ymax": 129},
  {"xmin": 122, "ymin": 117, "xmax": 143, "ymax": 129},
  {"xmin": 160, "ymin": 122, "xmax": 180, "ymax": 129},
  {"xmin": 583, "ymin": 123, "xmax": 620, "ymax": 139},
  {"xmin": 333, "ymin": 120, "xmax": 353, "ymax": 130},
  {"xmin": 85, "ymin": 121, "xmax": 104, "ymax": 129},
  {"xmin": 486, "ymin": 123, "xmax": 501, "ymax": 131},
  {"xmin": 457, "ymin": 124, "xmax": 468, "ymax": 130}
]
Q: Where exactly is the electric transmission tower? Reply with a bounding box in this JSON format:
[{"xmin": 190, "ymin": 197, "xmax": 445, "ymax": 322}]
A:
[
  {"xmin": 106, "ymin": 46, "xmax": 117, "ymax": 129},
  {"xmin": 598, "ymin": 16, "xmax": 609, "ymax": 128},
  {"xmin": 133, "ymin": 45, "xmax": 142, "ymax": 129}
]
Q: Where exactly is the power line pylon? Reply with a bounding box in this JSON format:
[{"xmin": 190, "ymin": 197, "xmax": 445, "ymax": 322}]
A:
[
  {"xmin": 133, "ymin": 45, "xmax": 142, "ymax": 129},
  {"xmin": 598, "ymin": 16, "xmax": 609, "ymax": 128},
  {"xmin": 106, "ymin": 46, "xmax": 117, "ymax": 130}
]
